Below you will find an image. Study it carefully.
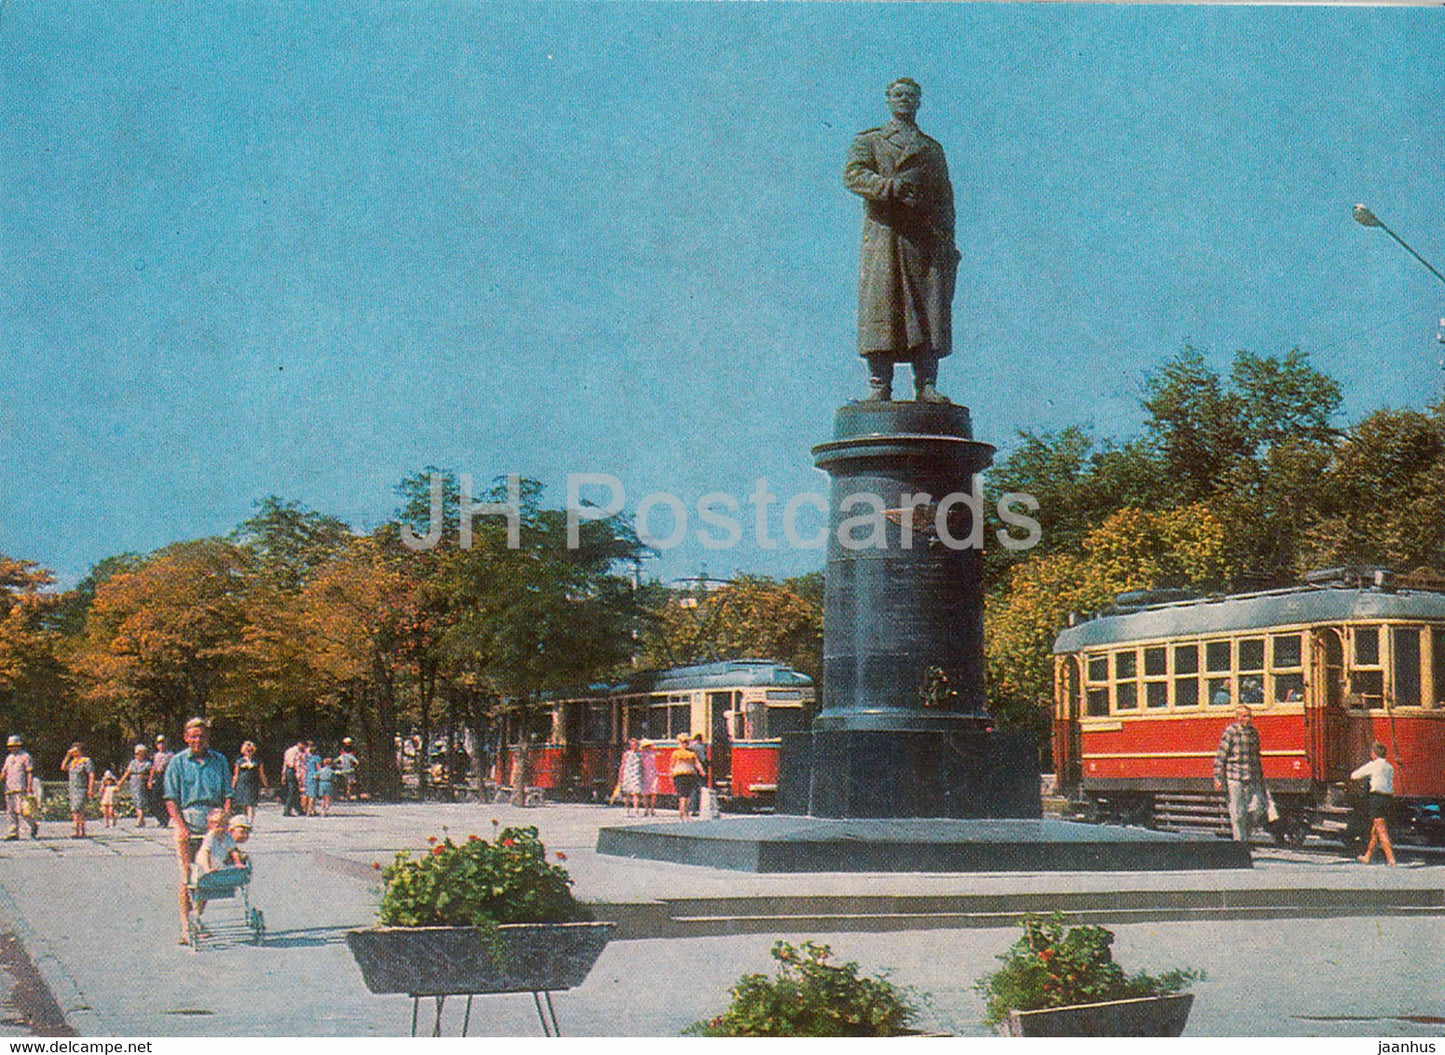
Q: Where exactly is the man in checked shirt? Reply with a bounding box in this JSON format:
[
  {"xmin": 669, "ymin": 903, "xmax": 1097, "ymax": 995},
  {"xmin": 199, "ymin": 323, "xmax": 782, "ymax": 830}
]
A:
[{"xmin": 1214, "ymin": 705, "xmax": 1269, "ymax": 845}]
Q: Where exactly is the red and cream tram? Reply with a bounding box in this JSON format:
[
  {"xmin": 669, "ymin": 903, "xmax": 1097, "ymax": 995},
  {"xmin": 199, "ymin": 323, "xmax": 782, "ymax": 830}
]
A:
[
  {"xmin": 1052, "ymin": 568, "xmax": 1445, "ymax": 845},
  {"xmin": 495, "ymin": 659, "xmax": 814, "ymax": 808}
]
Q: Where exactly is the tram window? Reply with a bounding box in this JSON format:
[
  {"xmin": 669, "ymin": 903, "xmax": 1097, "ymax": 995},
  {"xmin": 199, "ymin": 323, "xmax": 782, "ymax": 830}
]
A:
[
  {"xmin": 1115, "ymin": 652, "xmax": 1137, "ymax": 679},
  {"xmin": 1208, "ymin": 677, "xmax": 1232, "ymax": 705},
  {"xmin": 1144, "ymin": 647, "xmax": 1167, "ymax": 677},
  {"xmin": 1274, "ymin": 672, "xmax": 1304, "ymax": 703},
  {"xmin": 1272, "ymin": 635, "xmax": 1302, "ymax": 669},
  {"xmin": 1239, "ymin": 638, "xmax": 1265, "ymax": 672},
  {"xmin": 1087, "ymin": 656, "xmax": 1108, "ymax": 683},
  {"xmin": 1206, "ymin": 641, "xmax": 1231, "ymax": 672},
  {"xmin": 1115, "ymin": 682, "xmax": 1137, "ymax": 710},
  {"xmin": 1355, "ymin": 626, "xmax": 1380, "ymax": 666},
  {"xmin": 1435, "ymin": 629, "xmax": 1445, "ymax": 707},
  {"xmin": 1086, "ymin": 688, "xmax": 1109, "ymax": 717},
  {"xmin": 1393, "ymin": 627, "xmax": 1421, "ymax": 708},
  {"xmin": 669, "ymin": 704, "xmax": 690, "ymax": 735},
  {"xmin": 1352, "ymin": 670, "xmax": 1384, "ymax": 707},
  {"xmin": 767, "ymin": 708, "xmax": 807, "ymax": 736},
  {"xmin": 1146, "ymin": 682, "xmax": 1168, "ymax": 708},
  {"xmin": 1175, "ymin": 678, "xmax": 1200, "ymax": 708},
  {"xmin": 1174, "ymin": 644, "xmax": 1199, "ymax": 674},
  {"xmin": 646, "ymin": 708, "xmax": 668, "ymax": 740},
  {"xmin": 583, "ymin": 704, "xmax": 610, "ymax": 743},
  {"xmin": 1238, "ymin": 675, "xmax": 1264, "ymax": 706}
]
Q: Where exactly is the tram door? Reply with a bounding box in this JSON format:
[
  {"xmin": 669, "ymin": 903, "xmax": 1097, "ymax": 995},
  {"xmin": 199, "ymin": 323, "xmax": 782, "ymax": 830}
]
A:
[
  {"xmin": 707, "ymin": 691, "xmax": 732, "ymax": 790},
  {"xmin": 1308, "ymin": 628, "xmax": 1352, "ymax": 782},
  {"xmin": 1053, "ymin": 657, "xmax": 1083, "ymax": 787}
]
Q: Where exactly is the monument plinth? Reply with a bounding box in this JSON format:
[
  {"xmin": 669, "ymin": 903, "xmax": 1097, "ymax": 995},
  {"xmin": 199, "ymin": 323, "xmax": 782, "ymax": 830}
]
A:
[{"xmin": 776, "ymin": 400, "xmax": 1041, "ymax": 819}]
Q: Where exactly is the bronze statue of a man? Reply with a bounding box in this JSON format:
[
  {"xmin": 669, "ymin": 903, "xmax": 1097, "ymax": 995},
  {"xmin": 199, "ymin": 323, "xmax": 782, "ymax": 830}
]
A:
[{"xmin": 844, "ymin": 78, "xmax": 960, "ymax": 403}]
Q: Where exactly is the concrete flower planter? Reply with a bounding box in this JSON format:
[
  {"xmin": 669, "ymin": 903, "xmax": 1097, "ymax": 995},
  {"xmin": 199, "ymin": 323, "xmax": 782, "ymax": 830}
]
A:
[
  {"xmin": 997, "ymin": 993, "xmax": 1194, "ymax": 1037},
  {"xmin": 346, "ymin": 921, "xmax": 614, "ymax": 996}
]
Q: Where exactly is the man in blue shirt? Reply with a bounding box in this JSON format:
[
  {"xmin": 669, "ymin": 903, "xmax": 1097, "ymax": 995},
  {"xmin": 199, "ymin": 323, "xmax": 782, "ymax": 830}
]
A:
[{"xmin": 163, "ymin": 717, "xmax": 231, "ymax": 944}]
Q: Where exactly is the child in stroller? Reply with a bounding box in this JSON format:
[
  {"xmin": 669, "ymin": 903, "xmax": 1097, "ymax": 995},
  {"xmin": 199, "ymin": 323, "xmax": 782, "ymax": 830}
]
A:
[{"xmin": 187, "ymin": 811, "xmax": 262, "ymax": 948}]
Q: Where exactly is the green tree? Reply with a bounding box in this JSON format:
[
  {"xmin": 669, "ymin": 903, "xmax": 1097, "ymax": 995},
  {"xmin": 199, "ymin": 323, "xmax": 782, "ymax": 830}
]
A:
[
  {"xmin": 0, "ymin": 555, "xmax": 78, "ymax": 765},
  {"xmin": 233, "ymin": 496, "xmax": 352, "ymax": 591},
  {"xmin": 301, "ymin": 534, "xmax": 415, "ymax": 798},
  {"xmin": 1300, "ymin": 406, "xmax": 1445, "ymax": 573},
  {"xmin": 985, "ymin": 505, "xmax": 1228, "ymax": 730},
  {"xmin": 641, "ymin": 575, "xmax": 823, "ymax": 686},
  {"xmin": 71, "ymin": 539, "xmax": 260, "ymax": 740}
]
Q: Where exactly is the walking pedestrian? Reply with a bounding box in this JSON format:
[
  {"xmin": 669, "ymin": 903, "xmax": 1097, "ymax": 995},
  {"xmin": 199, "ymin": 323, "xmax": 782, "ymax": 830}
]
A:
[
  {"xmin": 316, "ymin": 758, "xmax": 335, "ymax": 816},
  {"xmin": 1213, "ymin": 705, "xmax": 1268, "ymax": 845},
  {"xmin": 3, "ymin": 736, "xmax": 38, "ymax": 840},
  {"xmin": 121, "ymin": 745, "xmax": 151, "ymax": 827},
  {"xmin": 640, "ymin": 740, "xmax": 658, "ymax": 817},
  {"xmin": 60, "ymin": 743, "xmax": 95, "ymax": 839},
  {"xmin": 1353, "ymin": 742, "xmax": 1397, "ymax": 866},
  {"xmin": 231, "ymin": 741, "xmax": 268, "ymax": 825},
  {"xmin": 99, "ymin": 770, "xmax": 119, "ymax": 828},
  {"xmin": 618, "ymin": 738, "xmax": 644, "ymax": 818},
  {"xmin": 335, "ymin": 738, "xmax": 360, "ymax": 800},
  {"xmin": 302, "ymin": 742, "xmax": 320, "ymax": 815},
  {"xmin": 149, "ymin": 736, "xmax": 173, "ymax": 827},
  {"xmin": 669, "ymin": 734, "xmax": 703, "ymax": 823},
  {"xmin": 162, "ymin": 717, "xmax": 231, "ymax": 945},
  {"xmin": 687, "ymin": 734, "xmax": 709, "ymax": 817},
  {"xmin": 280, "ymin": 740, "xmax": 303, "ymax": 816}
]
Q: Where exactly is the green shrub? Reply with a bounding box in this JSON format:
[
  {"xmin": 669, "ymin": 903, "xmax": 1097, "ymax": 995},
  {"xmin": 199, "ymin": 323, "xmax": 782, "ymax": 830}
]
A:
[
  {"xmin": 685, "ymin": 940, "xmax": 918, "ymax": 1037},
  {"xmin": 377, "ymin": 825, "xmax": 588, "ymax": 927},
  {"xmin": 976, "ymin": 913, "xmax": 1202, "ymax": 1025},
  {"xmin": 33, "ymin": 784, "xmax": 138, "ymax": 822}
]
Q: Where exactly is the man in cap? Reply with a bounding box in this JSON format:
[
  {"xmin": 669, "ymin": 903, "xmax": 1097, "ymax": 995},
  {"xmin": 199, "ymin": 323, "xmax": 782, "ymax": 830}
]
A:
[
  {"xmin": 3, "ymin": 736, "xmax": 38, "ymax": 840},
  {"xmin": 163, "ymin": 717, "xmax": 232, "ymax": 943},
  {"xmin": 148, "ymin": 735, "xmax": 174, "ymax": 827}
]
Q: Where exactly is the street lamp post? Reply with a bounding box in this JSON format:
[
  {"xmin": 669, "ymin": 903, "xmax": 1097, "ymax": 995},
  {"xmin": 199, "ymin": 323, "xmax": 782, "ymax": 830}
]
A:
[{"xmin": 1353, "ymin": 203, "xmax": 1445, "ymax": 287}]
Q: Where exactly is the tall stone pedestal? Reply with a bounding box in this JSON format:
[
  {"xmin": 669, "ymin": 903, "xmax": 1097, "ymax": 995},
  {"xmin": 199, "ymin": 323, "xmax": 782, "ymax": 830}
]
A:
[
  {"xmin": 778, "ymin": 728, "xmax": 1039, "ymax": 818},
  {"xmin": 779, "ymin": 400, "xmax": 1041, "ymax": 819}
]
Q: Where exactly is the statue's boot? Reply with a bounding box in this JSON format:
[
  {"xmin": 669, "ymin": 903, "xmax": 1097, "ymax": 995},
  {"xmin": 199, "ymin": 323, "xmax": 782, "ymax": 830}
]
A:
[
  {"xmin": 916, "ymin": 383, "xmax": 949, "ymax": 404},
  {"xmin": 865, "ymin": 379, "xmax": 893, "ymax": 402}
]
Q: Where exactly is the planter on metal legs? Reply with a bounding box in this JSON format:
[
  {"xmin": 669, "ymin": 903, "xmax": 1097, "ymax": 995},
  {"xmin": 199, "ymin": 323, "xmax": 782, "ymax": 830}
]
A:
[
  {"xmin": 346, "ymin": 921, "xmax": 615, "ymax": 1035},
  {"xmin": 997, "ymin": 993, "xmax": 1194, "ymax": 1037}
]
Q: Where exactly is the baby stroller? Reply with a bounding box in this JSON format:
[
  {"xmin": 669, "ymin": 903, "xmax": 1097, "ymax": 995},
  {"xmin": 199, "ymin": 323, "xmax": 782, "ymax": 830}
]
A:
[{"xmin": 187, "ymin": 863, "xmax": 265, "ymax": 950}]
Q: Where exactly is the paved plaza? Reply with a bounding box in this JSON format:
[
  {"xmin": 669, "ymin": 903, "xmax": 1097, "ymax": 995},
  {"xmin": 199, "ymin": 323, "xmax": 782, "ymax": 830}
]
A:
[{"xmin": 0, "ymin": 800, "xmax": 1441, "ymax": 1037}]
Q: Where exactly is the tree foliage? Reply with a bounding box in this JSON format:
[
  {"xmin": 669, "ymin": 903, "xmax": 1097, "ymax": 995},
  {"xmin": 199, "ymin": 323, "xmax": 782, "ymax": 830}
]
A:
[
  {"xmin": 640, "ymin": 574, "xmax": 823, "ymax": 687},
  {"xmin": 986, "ymin": 505, "xmax": 1227, "ymax": 726}
]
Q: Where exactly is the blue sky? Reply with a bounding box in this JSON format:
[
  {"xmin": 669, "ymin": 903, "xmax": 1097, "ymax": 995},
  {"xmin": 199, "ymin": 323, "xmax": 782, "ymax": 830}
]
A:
[{"xmin": 3, "ymin": 2, "xmax": 1442, "ymax": 587}]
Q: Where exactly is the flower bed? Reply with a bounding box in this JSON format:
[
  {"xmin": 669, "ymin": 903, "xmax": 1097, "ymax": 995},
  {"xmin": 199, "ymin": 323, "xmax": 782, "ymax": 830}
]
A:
[{"xmin": 976, "ymin": 913, "xmax": 1201, "ymax": 1034}]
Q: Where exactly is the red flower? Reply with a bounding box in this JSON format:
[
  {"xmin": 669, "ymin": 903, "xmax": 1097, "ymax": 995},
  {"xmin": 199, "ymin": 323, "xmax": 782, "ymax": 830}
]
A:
[
  {"xmin": 431, "ymin": 844, "xmax": 446, "ymax": 855},
  {"xmin": 1038, "ymin": 949, "xmax": 1054, "ymax": 962},
  {"xmin": 371, "ymin": 862, "xmax": 381, "ymax": 871},
  {"xmin": 427, "ymin": 835, "xmax": 438, "ymax": 845},
  {"xmin": 468, "ymin": 834, "xmax": 481, "ymax": 843},
  {"xmin": 555, "ymin": 851, "xmax": 567, "ymax": 861},
  {"xmin": 501, "ymin": 838, "xmax": 515, "ymax": 848}
]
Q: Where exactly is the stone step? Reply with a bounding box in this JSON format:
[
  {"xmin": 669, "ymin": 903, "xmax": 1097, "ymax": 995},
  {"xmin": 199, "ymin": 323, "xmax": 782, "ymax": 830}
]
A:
[{"xmin": 587, "ymin": 887, "xmax": 1445, "ymax": 940}]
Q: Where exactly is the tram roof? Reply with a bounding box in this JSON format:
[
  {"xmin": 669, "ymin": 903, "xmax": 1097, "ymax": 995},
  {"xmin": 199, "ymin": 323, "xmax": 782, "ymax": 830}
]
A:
[
  {"xmin": 1053, "ymin": 584, "xmax": 1445, "ymax": 653},
  {"xmin": 615, "ymin": 659, "xmax": 814, "ymax": 694}
]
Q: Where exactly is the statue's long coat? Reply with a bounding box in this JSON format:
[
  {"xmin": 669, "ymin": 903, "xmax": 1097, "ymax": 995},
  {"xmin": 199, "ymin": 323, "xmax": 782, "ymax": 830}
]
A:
[{"xmin": 844, "ymin": 118, "xmax": 958, "ymax": 360}]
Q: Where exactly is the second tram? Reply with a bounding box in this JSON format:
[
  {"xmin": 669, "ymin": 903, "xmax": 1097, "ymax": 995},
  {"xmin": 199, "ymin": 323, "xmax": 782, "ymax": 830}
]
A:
[
  {"xmin": 495, "ymin": 659, "xmax": 815, "ymax": 808},
  {"xmin": 1052, "ymin": 568, "xmax": 1445, "ymax": 845}
]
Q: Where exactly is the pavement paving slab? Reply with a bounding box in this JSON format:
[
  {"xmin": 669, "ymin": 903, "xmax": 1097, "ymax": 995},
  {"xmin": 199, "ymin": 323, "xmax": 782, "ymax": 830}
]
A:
[{"xmin": 0, "ymin": 801, "xmax": 1439, "ymax": 1037}]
